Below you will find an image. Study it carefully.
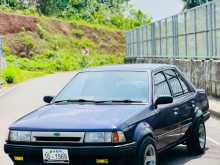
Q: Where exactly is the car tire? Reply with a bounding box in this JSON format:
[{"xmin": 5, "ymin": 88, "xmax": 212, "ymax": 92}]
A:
[
  {"xmin": 186, "ymin": 118, "xmax": 206, "ymax": 155},
  {"xmin": 136, "ymin": 136, "xmax": 157, "ymax": 165}
]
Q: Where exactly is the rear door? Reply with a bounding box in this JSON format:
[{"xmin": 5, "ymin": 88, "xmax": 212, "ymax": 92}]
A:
[{"xmin": 163, "ymin": 69, "xmax": 195, "ymax": 139}]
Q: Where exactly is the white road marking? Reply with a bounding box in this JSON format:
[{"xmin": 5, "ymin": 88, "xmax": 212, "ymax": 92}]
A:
[
  {"xmin": 207, "ymin": 137, "xmax": 220, "ymax": 146},
  {"xmin": 0, "ymin": 86, "xmax": 17, "ymax": 97}
]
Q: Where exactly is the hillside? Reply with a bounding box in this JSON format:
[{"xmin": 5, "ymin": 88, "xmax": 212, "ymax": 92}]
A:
[{"xmin": 0, "ymin": 12, "xmax": 124, "ymax": 84}]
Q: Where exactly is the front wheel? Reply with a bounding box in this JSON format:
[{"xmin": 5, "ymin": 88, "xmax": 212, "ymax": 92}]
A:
[
  {"xmin": 187, "ymin": 119, "xmax": 206, "ymax": 155},
  {"xmin": 136, "ymin": 136, "xmax": 157, "ymax": 165}
]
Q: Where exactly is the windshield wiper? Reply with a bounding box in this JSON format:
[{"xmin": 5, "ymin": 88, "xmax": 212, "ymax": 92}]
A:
[
  {"xmin": 54, "ymin": 99, "xmax": 100, "ymax": 104},
  {"xmin": 97, "ymin": 100, "xmax": 143, "ymax": 103}
]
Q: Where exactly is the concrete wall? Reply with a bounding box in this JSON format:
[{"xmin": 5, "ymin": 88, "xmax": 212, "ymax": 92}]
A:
[{"xmin": 125, "ymin": 57, "xmax": 220, "ymax": 98}]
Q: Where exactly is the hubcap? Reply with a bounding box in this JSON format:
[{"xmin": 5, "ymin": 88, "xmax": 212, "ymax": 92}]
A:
[
  {"xmin": 144, "ymin": 144, "xmax": 156, "ymax": 165},
  {"xmin": 198, "ymin": 123, "xmax": 206, "ymax": 149}
]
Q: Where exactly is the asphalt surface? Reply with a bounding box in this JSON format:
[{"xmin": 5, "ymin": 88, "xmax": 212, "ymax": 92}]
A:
[{"xmin": 0, "ymin": 72, "xmax": 220, "ymax": 165}]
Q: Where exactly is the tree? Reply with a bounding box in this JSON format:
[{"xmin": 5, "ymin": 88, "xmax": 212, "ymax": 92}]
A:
[
  {"xmin": 36, "ymin": 0, "xmax": 69, "ymax": 15},
  {"xmin": 183, "ymin": 0, "xmax": 213, "ymax": 9}
]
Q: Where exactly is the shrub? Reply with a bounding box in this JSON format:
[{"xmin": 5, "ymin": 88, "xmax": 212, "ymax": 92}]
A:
[
  {"xmin": 2, "ymin": 66, "xmax": 45, "ymax": 84},
  {"xmin": 36, "ymin": 24, "xmax": 46, "ymax": 39},
  {"xmin": 13, "ymin": 33, "xmax": 35, "ymax": 57},
  {"xmin": 72, "ymin": 38, "xmax": 95, "ymax": 50},
  {"xmin": 72, "ymin": 29, "xmax": 84, "ymax": 39},
  {"xmin": 2, "ymin": 67, "xmax": 21, "ymax": 84}
]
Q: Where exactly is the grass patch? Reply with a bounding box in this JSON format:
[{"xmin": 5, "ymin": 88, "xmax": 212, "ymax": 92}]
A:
[{"xmin": 2, "ymin": 66, "xmax": 46, "ymax": 84}]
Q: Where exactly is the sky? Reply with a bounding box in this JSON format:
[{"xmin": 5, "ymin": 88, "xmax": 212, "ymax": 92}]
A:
[{"xmin": 130, "ymin": 0, "xmax": 184, "ymax": 21}]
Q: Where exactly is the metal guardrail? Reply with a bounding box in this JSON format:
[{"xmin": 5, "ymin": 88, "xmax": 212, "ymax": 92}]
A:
[{"xmin": 125, "ymin": 1, "xmax": 220, "ymax": 59}]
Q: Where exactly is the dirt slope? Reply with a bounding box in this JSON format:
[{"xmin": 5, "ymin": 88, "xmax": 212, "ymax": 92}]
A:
[{"xmin": 0, "ymin": 13, "xmax": 37, "ymax": 34}]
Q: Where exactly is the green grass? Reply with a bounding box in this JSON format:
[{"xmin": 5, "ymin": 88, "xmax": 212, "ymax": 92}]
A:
[
  {"xmin": 1, "ymin": 54, "xmax": 123, "ymax": 84},
  {"xmin": 2, "ymin": 66, "xmax": 46, "ymax": 84}
]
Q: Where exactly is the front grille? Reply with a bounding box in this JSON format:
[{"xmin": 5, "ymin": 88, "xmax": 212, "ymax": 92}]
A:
[
  {"xmin": 35, "ymin": 137, "xmax": 81, "ymax": 142},
  {"xmin": 31, "ymin": 132, "xmax": 85, "ymax": 143}
]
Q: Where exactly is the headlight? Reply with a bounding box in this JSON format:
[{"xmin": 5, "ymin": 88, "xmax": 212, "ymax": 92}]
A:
[
  {"xmin": 9, "ymin": 131, "xmax": 32, "ymax": 142},
  {"xmin": 84, "ymin": 131, "xmax": 126, "ymax": 143}
]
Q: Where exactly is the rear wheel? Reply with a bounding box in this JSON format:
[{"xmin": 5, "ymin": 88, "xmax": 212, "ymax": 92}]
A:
[
  {"xmin": 136, "ymin": 136, "xmax": 157, "ymax": 165},
  {"xmin": 187, "ymin": 119, "xmax": 206, "ymax": 155}
]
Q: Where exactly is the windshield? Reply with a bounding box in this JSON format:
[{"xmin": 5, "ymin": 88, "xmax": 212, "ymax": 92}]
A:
[{"xmin": 54, "ymin": 71, "xmax": 149, "ymax": 103}]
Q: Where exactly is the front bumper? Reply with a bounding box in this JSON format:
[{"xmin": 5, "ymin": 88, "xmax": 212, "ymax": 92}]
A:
[
  {"xmin": 203, "ymin": 112, "xmax": 210, "ymax": 121},
  {"xmin": 4, "ymin": 142, "xmax": 137, "ymax": 164}
]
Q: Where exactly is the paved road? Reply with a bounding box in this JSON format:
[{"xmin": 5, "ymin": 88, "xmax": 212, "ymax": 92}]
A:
[{"xmin": 0, "ymin": 73, "xmax": 220, "ymax": 165}]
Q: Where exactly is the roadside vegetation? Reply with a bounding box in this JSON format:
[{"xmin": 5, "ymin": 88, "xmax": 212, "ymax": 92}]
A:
[{"xmin": 0, "ymin": 0, "xmax": 151, "ymax": 84}]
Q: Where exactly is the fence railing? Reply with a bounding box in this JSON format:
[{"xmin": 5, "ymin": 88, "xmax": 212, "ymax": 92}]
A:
[{"xmin": 125, "ymin": 1, "xmax": 220, "ymax": 59}]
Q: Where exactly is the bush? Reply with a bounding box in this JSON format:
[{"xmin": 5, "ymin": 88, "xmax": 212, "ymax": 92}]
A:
[
  {"xmin": 72, "ymin": 38, "xmax": 95, "ymax": 50},
  {"xmin": 36, "ymin": 24, "xmax": 46, "ymax": 39},
  {"xmin": 2, "ymin": 67, "xmax": 22, "ymax": 84},
  {"xmin": 2, "ymin": 66, "xmax": 45, "ymax": 84},
  {"xmin": 72, "ymin": 29, "xmax": 84, "ymax": 39},
  {"xmin": 12, "ymin": 33, "xmax": 35, "ymax": 57}
]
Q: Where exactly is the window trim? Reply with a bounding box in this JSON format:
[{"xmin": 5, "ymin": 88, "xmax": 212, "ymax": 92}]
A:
[
  {"xmin": 153, "ymin": 71, "xmax": 172, "ymax": 100},
  {"xmin": 163, "ymin": 69, "xmax": 193, "ymax": 98},
  {"xmin": 152, "ymin": 67, "xmax": 195, "ymax": 103},
  {"xmin": 164, "ymin": 69, "xmax": 185, "ymax": 97}
]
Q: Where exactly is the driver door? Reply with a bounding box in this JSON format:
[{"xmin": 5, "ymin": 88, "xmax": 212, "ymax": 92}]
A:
[{"xmin": 153, "ymin": 71, "xmax": 182, "ymax": 150}]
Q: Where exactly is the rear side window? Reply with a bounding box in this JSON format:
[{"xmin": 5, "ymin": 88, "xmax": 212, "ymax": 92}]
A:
[
  {"xmin": 154, "ymin": 72, "xmax": 171, "ymax": 98},
  {"xmin": 178, "ymin": 75, "xmax": 190, "ymax": 94},
  {"xmin": 164, "ymin": 69, "xmax": 184, "ymax": 97}
]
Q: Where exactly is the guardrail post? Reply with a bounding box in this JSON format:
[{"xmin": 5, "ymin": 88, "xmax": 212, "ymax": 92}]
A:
[{"xmin": 194, "ymin": 8, "xmax": 198, "ymax": 59}]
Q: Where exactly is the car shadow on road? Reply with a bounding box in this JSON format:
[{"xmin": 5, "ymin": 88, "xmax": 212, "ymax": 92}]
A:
[{"xmin": 158, "ymin": 145, "xmax": 208, "ymax": 165}]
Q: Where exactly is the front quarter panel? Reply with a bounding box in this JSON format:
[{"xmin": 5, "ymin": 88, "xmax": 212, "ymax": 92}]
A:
[{"xmin": 133, "ymin": 122, "xmax": 154, "ymax": 144}]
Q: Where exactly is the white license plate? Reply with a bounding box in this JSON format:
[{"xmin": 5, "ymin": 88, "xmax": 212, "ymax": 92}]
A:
[{"xmin": 43, "ymin": 149, "xmax": 69, "ymax": 164}]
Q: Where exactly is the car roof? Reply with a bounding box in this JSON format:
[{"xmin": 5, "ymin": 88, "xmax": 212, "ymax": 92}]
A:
[{"xmin": 83, "ymin": 64, "xmax": 175, "ymax": 72}]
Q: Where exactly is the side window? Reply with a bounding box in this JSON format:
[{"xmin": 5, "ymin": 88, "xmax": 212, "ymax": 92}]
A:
[
  {"xmin": 154, "ymin": 72, "xmax": 171, "ymax": 99},
  {"xmin": 164, "ymin": 69, "xmax": 183, "ymax": 97},
  {"xmin": 178, "ymin": 75, "xmax": 190, "ymax": 94}
]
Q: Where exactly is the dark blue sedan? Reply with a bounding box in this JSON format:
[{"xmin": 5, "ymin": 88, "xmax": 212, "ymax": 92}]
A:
[{"xmin": 4, "ymin": 64, "xmax": 210, "ymax": 165}]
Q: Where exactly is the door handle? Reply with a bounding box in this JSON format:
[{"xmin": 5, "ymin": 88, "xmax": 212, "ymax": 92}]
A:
[
  {"xmin": 173, "ymin": 107, "xmax": 179, "ymax": 116},
  {"xmin": 191, "ymin": 100, "xmax": 196, "ymax": 108},
  {"xmin": 174, "ymin": 111, "xmax": 179, "ymax": 116},
  {"xmin": 173, "ymin": 107, "xmax": 179, "ymax": 111}
]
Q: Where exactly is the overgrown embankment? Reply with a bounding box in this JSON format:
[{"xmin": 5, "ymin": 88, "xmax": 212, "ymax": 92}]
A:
[{"xmin": 0, "ymin": 12, "xmax": 124, "ymax": 84}]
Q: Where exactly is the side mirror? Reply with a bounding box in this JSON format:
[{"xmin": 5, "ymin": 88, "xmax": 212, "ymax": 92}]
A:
[
  {"xmin": 155, "ymin": 96, "xmax": 173, "ymax": 107},
  {"xmin": 43, "ymin": 96, "xmax": 54, "ymax": 104}
]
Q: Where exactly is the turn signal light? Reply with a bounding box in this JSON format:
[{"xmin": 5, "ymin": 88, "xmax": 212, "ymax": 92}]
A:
[
  {"xmin": 14, "ymin": 156, "xmax": 24, "ymax": 161},
  {"xmin": 111, "ymin": 131, "xmax": 126, "ymax": 143},
  {"xmin": 112, "ymin": 132, "xmax": 120, "ymax": 143}
]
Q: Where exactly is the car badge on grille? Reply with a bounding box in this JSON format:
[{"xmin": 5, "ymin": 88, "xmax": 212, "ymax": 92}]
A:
[{"xmin": 53, "ymin": 132, "xmax": 61, "ymax": 137}]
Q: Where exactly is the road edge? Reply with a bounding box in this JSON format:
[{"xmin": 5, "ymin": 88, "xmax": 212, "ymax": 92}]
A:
[
  {"xmin": 210, "ymin": 109, "xmax": 220, "ymax": 119},
  {"xmin": 0, "ymin": 86, "xmax": 17, "ymax": 98}
]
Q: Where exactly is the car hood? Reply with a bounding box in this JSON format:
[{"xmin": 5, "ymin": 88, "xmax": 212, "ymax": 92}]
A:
[{"xmin": 10, "ymin": 103, "xmax": 149, "ymax": 131}]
